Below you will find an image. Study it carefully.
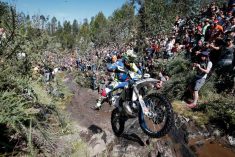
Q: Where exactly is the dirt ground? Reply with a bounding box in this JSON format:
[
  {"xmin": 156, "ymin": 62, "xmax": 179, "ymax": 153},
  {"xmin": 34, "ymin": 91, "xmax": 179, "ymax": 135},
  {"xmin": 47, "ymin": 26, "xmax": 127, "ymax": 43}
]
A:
[
  {"xmin": 64, "ymin": 76, "xmax": 167, "ymax": 156},
  {"xmin": 66, "ymin": 83, "xmax": 113, "ymax": 131},
  {"xmin": 64, "ymin": 76, "xmax": 235, "ymax": 157}
]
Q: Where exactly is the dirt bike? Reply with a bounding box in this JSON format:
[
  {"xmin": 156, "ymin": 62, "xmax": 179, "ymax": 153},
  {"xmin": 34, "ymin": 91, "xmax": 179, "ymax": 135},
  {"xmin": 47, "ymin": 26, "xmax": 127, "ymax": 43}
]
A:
[{"xmin": 111, "ymin": 72, "xmax": 174, "ymax": 138}]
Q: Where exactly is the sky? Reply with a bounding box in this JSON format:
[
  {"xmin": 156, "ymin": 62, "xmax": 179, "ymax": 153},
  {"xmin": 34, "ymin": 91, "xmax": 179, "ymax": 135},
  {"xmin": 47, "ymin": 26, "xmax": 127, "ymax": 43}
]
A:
[{"xmin": 2, "ymin": 0, "xmax": 128, "ymax": 23}]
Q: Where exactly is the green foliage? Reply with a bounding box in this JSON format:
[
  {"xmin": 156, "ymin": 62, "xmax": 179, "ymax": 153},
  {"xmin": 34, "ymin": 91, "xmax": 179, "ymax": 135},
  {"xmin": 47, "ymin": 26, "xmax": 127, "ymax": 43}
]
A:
[
  {"xmin": 0, "ymin": 1, "xmax": 10, "ymax": 20},
  {"xmin": 109, "ymin": 2, "xmax": 136, "ymax": 43},
  {"xmin": 50, "ymin": 16, "xmax": 57, "ymax": 35},
  {"xmin": 162, "ymin": 53, "xmax": 235, "ymax": 133},
  {"xmin": 137, "ymin": 0, "xmax": 176, "ymax": 39},
  {"xmin": 161, "ymin": 54, "xmax": 195, "ymax": 100},
  {"xmin": 205, "ymin": 96, "xmax": 235, "ymax": 134},
  {"xmin": 72, "ymin": 19, "xmax": 79, "ymax": 35},
  {"xmin": 0, "ymin": 0, "xmax": 233, "ymax": 155},
  {"xmin": 90, "ymin": 12, "xmax": 108, "ymax": 45},
  {"xmin": 76, "ymin": 19, "xmax": 91, "ymax": 53},
  {"xmin": 0, "ymin": 2, "xmax": 70, "ymax": 155},
  {"xmin": 0, "ymin": 91, "xmax": 31, "ymax": 125}
]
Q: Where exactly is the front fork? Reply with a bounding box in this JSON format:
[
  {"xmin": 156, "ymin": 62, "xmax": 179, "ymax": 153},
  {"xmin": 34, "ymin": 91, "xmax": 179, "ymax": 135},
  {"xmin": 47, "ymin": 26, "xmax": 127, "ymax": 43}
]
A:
[{"xmin": 132, "ymin": 86, "xmax": 153, "ymax": 118}]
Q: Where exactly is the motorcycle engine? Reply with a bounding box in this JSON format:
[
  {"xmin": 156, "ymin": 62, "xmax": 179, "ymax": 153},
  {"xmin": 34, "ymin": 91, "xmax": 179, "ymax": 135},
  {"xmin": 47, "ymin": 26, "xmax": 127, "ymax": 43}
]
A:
[
  {"xmin": 130, "ymin": 102, "xmax": 139, "ymax": 111},
  {"xmin": 123, "ymin": 101, "xmax": 138, "ymax": 117}
]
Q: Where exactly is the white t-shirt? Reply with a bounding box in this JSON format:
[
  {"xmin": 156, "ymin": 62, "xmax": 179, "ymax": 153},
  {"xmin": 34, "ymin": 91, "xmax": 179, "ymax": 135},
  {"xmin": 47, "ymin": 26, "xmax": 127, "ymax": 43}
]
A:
[{"xmin": 202, "ymin": 61, "xmax": 213, "ymax": 79}]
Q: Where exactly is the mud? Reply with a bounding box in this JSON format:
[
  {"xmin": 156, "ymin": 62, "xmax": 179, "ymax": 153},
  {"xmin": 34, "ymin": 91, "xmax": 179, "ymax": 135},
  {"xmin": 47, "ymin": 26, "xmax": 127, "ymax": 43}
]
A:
[
  {"xmin": 65, "ymin": 76, "xmax": 176, "ymax": 156},
  {"xmin": 67, "ymin": 88, "xmax": 112, "ymax": 131},
  {"xmin": 190, "ymin": 139, "xmax": 235, "ymax": 157}
]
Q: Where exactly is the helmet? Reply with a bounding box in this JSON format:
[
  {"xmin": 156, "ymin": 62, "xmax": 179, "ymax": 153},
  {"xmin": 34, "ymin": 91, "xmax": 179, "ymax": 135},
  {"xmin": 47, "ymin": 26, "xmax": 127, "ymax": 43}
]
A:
[
  {"xmin": 111, "ymin": 55, "xmax": 117, "ymax": 63},
  {"xmin": 123, "ymin": 49, "xmax": 137, "ymax": 63}
]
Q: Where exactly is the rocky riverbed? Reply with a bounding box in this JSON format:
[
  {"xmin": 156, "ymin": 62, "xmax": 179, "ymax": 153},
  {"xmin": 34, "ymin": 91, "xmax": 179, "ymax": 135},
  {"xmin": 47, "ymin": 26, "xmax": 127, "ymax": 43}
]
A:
[{"xmin": 62, "ymin": 76, "xmax": 235, "ymax": 157}]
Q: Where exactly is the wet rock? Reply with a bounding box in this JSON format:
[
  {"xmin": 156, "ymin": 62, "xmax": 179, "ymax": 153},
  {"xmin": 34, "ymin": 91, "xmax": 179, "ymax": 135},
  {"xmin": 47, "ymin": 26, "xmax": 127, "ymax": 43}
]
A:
[
  {"xmin": 195, "ymin": 140, "xmax": 205, "ymax": 147},
  {"xmin": 146, "ymin": 138, "xmax": 151, "ymax": 145},
  {"xmin": 189, "ymin": 145, "xmax": 197, "ymax": 153},
  {"xmin": 180, "ymin": 144, "xmax": 196, "ymax": 157},
  {"xmin": 111, "ymin": 144, "xmax": 123, "ymax": 157},
  {"xmin": 202, "ymin": 132, "xmax": 210, "ymax": 138},
  {"xmin": 148, "ymin": 150, "xmax": 157, "ymax": 157},
  {"xmin": 156, "ymin": 140, "xmax": 176, "ymax": 157},
  {"xmin": 227, "ymin": 135, "xmax": 235, "ymax": 146},
  {"xmin": 104, "ymin": 131, "xmax": 115, "ymax": 145},
  {"xmin": 212, "ymin": 129, "xmax": 221, "ymax": 137},
  {"xmin": 164, "ymin": 140, "xmax": 170, "ymax": 146},
  {"xmin": 88, "ymin": 124, "xmax": 103, "ymax": 134},
  {"xmin": 88, "ymin": 132, "xmax": 106, "ymax": 156},
  {"xmin": 111, "ymin": 144, "xmax": 139, "ymax": 157},
  {"xmin": 126, "ymin": 145, "xmax": 139, "ymax": 155},
  {"xmin": 174, "ymin": 115, "xmax": 190, "ymax": 129},
  {"xmin": 188, "ymin": 132, "xmax": 198, "ymax": 139}
]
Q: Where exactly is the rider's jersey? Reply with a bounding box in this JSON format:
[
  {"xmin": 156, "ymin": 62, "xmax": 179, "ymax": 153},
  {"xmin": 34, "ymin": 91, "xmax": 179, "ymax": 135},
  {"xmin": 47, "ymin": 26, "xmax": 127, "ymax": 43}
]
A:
[
  {"xmin": 107, "ymin": 59, "xmax": 142, "ymax": 82},
  {"xmin": 128, "ymin": 63, "xmax": 142, "ymax": 80}
]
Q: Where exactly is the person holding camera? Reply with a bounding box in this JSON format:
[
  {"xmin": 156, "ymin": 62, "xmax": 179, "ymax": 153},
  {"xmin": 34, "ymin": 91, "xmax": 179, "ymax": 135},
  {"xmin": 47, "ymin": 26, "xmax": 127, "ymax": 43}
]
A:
[{"xmin": 188, "ymin": 51, "xmax": 213, "ymax": 108}]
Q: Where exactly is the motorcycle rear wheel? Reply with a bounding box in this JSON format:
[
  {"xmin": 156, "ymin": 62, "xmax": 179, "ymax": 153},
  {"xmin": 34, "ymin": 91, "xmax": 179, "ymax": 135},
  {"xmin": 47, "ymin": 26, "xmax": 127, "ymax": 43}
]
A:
[{"xmin": 111, "ymin": 108, "xmax": 125, "ymax": 136}]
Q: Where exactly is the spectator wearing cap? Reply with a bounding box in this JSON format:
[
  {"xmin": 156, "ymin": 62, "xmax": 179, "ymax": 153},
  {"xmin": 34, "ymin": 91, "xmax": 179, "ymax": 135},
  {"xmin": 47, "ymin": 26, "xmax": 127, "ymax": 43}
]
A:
[{"xmin": 188, "ymin": 51, "xmax": 213, "ymax": 108}]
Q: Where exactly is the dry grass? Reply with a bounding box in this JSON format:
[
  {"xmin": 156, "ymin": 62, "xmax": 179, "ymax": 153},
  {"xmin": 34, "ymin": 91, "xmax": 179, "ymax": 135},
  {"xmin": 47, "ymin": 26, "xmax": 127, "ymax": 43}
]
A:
[{"xmin": 172, "ymin": 100, "xmax": 209, "ymax": 126}]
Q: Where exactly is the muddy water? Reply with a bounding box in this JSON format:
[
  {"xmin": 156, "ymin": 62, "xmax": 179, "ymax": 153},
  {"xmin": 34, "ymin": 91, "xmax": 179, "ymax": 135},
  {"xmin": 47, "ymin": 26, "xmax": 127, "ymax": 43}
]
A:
[
  {"xmin": 170, "ymin": 115, "xmax": 235, "ymax": 157},
  {"xmin": 190, "ymin": 140, "xmax": 235, "ymax": 157}
]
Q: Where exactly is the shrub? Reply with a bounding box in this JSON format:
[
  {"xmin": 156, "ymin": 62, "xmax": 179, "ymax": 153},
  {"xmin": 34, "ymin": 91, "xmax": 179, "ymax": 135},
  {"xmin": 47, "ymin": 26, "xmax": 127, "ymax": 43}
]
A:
[{"xmin": 161, "ymin": 54, "xmax": 195, "ymax": 101}]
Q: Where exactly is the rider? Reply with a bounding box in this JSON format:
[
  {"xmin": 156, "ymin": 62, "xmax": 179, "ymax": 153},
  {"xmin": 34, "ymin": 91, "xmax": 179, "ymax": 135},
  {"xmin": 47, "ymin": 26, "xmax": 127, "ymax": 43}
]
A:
[{"xmin": 93, "ymin": 49, "xmax": 142, "ymax": 109}]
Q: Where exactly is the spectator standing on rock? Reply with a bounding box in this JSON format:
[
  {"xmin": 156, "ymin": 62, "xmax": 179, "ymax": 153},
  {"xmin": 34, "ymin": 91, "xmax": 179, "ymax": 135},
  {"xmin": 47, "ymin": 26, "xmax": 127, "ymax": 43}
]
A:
[{"xmin": 187, "ymin": 51, "xmax": 213, "ymax": 108}]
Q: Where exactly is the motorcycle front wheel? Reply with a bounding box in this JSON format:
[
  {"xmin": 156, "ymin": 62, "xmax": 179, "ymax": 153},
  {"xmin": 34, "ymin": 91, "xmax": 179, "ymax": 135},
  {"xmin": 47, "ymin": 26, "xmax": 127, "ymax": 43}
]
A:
[{"xmin": 139, "ymin": 93, "xmax": 174, "ymax": 138}]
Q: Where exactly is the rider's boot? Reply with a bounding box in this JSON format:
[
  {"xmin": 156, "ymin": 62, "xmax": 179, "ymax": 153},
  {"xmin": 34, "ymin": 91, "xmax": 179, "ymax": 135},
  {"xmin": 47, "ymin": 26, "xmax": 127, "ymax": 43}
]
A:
[
  {"xmin": 93, "ymin": 98, "xmax": 102, "ymax": 110},
  {"xmin": 93, "ymin": 89, "xmax": 107, "ymax": 110}
]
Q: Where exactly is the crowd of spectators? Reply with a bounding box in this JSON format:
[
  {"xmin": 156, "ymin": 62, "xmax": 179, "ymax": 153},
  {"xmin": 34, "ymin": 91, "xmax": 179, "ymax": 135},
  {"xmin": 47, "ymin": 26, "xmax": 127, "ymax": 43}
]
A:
[
  {"xmin": 16, "ymin": 1, "xmax": 233, "ymax": 108},
  {"xmin": 140, "ymin": 1, "xmax": 235, "ymax": 107},
  {"xmin": 76, "ymin": 1, "xmax": 235, "ymax": 108}
]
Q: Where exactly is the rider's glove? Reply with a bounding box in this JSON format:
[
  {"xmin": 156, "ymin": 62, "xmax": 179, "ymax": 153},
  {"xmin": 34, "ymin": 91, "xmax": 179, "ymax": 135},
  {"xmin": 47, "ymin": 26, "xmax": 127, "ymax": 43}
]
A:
[{"xmin": 117, "ymin": 66, "xmax": 126, "ymax": 73}]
